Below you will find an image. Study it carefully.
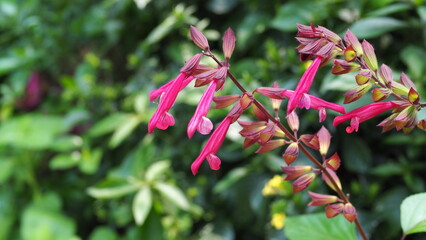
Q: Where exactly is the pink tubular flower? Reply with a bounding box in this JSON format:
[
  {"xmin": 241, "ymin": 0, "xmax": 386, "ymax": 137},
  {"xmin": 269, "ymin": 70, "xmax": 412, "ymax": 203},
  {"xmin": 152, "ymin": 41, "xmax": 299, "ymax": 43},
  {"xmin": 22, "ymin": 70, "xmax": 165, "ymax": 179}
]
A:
[
  {"xmin": 287, "ymin": 56, "xmax": 323, "ymax": 114},
  {"xmin": 148, "ymin": 54, "xmax": 202, "ymax": 133},
  {"xmin": 187, "ymin": 81, "xmax": 217, "ymax": 138},
  {"xmin": 191, "ymin": 116, "xmax": 233, "ymax": 175},
  {"xmin": 333, "ymin": 101, "xmax": 399, "ymax": 133},
  {"xmin": 148, "ymin": 72, "xmax": 189, "ymax": 133},
  {"xmin": 282, "ymin": 89, "xmax": 346, "ymax": 121}
]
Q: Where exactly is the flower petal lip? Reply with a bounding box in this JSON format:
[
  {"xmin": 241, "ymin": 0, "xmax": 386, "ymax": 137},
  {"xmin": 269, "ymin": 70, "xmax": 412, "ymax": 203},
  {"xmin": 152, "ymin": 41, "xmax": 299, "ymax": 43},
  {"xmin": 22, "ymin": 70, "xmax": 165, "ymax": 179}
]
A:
[
  {"xmin": 187, "ymin": 81, "xmax": 217, "ymax": 138},
  {"xmin": 287, "ymin": 56, "xmax": 323, "ymax": 114},
  {"xmin": 191, "ymin": 116, "xmax": 233, "ymax": 175}
]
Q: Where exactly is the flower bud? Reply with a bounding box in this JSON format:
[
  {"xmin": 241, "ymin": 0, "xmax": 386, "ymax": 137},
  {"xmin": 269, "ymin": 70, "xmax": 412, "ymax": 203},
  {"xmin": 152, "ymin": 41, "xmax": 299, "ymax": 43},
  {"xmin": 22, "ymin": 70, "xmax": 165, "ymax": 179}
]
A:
[
  {"xmin": 308, "ymin": 191, "xmax": 339, "ymax": 206},
  {"xmin": 362, "ymin": 40, "xmax": 378, "ymax": 71},
  {"xmin": 344, "ymin": 30, "xmax": 363, "ymax": 56},
  {"xmin": 286, "ymin": 111, "xmax": 300, "ymax": 132},
  {"xmin": 417, "ymin": 119, "xmax": 426, "ymax": 130},
  {"xmin": 292, "ymin": 172, "xmax": 316, "ymax": 193},
  {"xmin": 343, "ymin": 45, "xmax": 357, "ymax": 62},
  {"xmin": 326, "ymin": 203, "xmax": 344, "ymax": 218},
  {"xmin": 222, "ymin": 27, "xmax": 236, "ymax": 59},
  {"xmin": 331, "ymin": 59, "xmax": 360, "ymax": 75},
  {"xmin": 378, "ymin": 64, "xmax": 393, "ymax": 87},
  {"xmin": 343, "ymin": 203, "xmax": 357, "ymax": 222},
  {"xmin": 317, "ymin": 126, "xmax": 331, "ymax": 157},
  {"xmin": 400, "ymin": 72, "xmax": 416, "ymax": 90},
  {"xmin": 283, "ymin": 142, "xmax": 299, "ymax": 165},
  {"xmin": 300, "ymin": 134, "xmax": 319, "ymax": 150},
  {"xmin": 322, "ymin": 168, "xmax": 342, "ymax": 192},
  {"xmin": 180, "ymin": 53, "xmax": 203, "ymax": 74},
  {"xmin": 190, "ymin": 26, "xmax": 209, "ymax": 50},
  {"xmin": 325, "ymin": 153, "xmax": 341, "ymax": 171},
  {"xmin": 355, "ymin": 69, "xmax": 372, "ymax": 85},
  {"xmin": 408, "ymin": 87, "xmax": 420, "ymax": 104},
  {"xmin": 282, "ymin": 165, "xmax": 313, "ymax": 180},
  {"xmin": 343, "ymin": 84, "xmax": 372, "ymax": 104},
  {"xmin": 213, "ymin": 95, "xmax": 240, "ymax": 109},
  {"xmin": 372, "ymin": 88, "xmax": 390, "ymax": 102},
  {"xmin": 256, "ymin": 139, "xmax": 286, "ymax": 153}
]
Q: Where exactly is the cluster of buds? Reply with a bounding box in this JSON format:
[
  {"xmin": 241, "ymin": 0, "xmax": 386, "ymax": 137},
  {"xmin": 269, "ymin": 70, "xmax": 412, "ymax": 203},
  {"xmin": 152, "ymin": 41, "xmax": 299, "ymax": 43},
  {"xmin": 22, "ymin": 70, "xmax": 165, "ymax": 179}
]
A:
[{"xmin": 295, "ymin": 23, "xmax": 426, "ymax": 134}]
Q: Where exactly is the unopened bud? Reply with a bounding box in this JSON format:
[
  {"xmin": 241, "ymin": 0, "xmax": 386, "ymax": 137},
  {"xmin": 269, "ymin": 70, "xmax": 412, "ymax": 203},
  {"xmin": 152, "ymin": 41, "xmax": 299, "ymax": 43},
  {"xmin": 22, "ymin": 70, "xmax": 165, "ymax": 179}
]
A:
[{"xmin": 190, "ymin": 26, "xmax": 209, "ymax": 50}]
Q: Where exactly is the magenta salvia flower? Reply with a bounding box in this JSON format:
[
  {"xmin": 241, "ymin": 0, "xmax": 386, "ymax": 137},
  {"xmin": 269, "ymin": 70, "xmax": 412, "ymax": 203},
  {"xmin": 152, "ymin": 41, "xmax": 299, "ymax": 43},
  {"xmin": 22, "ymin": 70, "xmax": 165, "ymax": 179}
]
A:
[
  {"xmin": 148, "ymin": 54, "xmax": 202, "ymax": 133},
  {"xmin": 187, "ymin": 80, "xmax": 217, "ymax": 138},
  {"xmin": 282, "ymin": 89, "xmax": 346, "ymax": 121},
  {"xmin": 287, "ymin": 56, "xmax": 323, "ymax": 114},
  {"xmin": 191, "ymin": 116, "xmax": 233, "ymax": 175},
  {"xmin": 333, "ymin": 101, "xmax": 399, "ymax": 133}
]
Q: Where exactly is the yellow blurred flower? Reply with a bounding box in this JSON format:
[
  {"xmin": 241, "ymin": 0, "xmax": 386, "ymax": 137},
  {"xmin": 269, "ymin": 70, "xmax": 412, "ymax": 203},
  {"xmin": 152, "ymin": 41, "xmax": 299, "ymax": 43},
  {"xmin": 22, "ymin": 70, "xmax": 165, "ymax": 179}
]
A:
[
  {"xmin": 271, "ymin": 213, "xmax": 286, "ymax": 230},
  {"xmin": 262, "ymin": 175, "xmax": 284, "ymax": 196}
]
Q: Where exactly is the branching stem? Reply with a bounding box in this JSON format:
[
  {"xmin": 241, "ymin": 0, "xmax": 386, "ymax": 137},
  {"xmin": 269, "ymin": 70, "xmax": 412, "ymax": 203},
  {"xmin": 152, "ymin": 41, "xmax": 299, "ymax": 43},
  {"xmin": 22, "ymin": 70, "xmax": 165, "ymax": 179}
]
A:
[{"xmin": 207, "ymin": 51, "xmax": 369, "ymax": 240}]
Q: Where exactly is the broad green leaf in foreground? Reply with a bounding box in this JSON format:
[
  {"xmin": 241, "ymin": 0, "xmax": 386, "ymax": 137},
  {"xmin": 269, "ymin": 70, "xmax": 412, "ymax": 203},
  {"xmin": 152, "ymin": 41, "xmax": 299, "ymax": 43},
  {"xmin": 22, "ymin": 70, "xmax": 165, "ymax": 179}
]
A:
[
  {"xmin": 285, "ymin": 213, "xmax": 357, "ymax": 240},
  {"xmin": 401, "ymin": 192, "xmax": 426, "ymax": 235}
]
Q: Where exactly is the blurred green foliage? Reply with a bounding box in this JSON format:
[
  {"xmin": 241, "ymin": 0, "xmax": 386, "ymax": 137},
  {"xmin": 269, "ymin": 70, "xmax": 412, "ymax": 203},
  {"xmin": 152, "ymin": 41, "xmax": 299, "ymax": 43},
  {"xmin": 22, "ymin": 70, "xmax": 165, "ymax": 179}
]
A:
[{"xmin": 0, "ymin": 0, "xmax": 425, "ymax": 239}]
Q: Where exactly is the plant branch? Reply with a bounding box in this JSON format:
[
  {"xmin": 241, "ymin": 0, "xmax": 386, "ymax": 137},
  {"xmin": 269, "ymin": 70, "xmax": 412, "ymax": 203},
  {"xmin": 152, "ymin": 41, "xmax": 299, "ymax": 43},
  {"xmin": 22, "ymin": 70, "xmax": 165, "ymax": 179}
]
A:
[{"xmin": 206, "ymin": 51, "xmax": 368, "ymax": 240}]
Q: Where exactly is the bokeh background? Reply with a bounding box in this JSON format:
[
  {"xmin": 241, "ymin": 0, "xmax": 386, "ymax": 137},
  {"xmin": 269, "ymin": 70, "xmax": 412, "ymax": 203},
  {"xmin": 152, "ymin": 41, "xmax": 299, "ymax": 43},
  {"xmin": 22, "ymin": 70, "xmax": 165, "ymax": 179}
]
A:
[{"xmin": 1, "ymin": 0, "xmax": 426, "ymax": 239}]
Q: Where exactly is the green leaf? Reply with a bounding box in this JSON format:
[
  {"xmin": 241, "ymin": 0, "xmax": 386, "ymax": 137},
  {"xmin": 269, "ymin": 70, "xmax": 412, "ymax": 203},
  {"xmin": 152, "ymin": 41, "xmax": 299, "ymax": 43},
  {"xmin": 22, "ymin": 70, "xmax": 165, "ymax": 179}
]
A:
[
  {"xmin": 154, "ymin": 182, "xmax": 190, "ymax": 211},
  {"xmin": 0, "ymin": 158, "xmax": 14, "ymax": 184},
  {"xmin": 271, "ymin": 1, "xmax": 328, "ymax": 32},
  {"xmin": 109, "ymin": 114, "xmax": 141, "ymax": 148},
  {"xmin": 49, "ymin": 153, "xmax": 80, "ymax": 170},
  {"xmin": 401, "ymin": 192, "xmax": 426, "ymax": 235},
  {"xmin": 21, "ymin": 206, "xmax": 76, "ymax": 240},
  {"xmin": 89, "ymin": 227, "xmax": 118, "ymax": 240},
  {"xmin": 286, "ymin": 213, "xmax": 357, "ymax": 240},
  {"xmin": 133, "ymin": 186, "xmax": 152, "ymax": 225},
  {"xmin": 348, "ymin": 17, "xmax": 407, "ymax": 39},
  {"xmin": 367, "ymin": 3, "xmax": 412, "ymax": 17},
  {"xmin": 0, "ymin": 114, "xmax": 69, "ymax": 149},
  {"xmin": 342, "ymin": 136, "xmax": 372, "ymax": 173},
  {"xmin": 88, "ymin": 113, "xmax": 129, "ymax": 137},
  {"xmin": 145, "ymin": 160, "xmax": 170, "ymax": 182},
  {"xmin": 79, "ymin": 148, "xmax": 103, "ymax": 174},
  {"xmin": 87, "ymin": 179, "xmax": 140, "ymax": 199}
]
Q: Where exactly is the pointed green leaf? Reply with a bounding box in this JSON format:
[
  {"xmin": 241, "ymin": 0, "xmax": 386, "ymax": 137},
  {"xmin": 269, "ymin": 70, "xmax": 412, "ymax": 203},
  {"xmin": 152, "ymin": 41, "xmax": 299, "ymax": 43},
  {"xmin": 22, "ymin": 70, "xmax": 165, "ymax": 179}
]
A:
[
  {"xmin": 349, "ymin": 17, "xmax": 406, "ymax": 39},
  {"xmin": 401, "ymin": 192, "xmax": 426, "ymax": 235},
  {"xmin": 87, "ymin": 179, "xmax": 140, "ymax": 199},
  {"xmin": 133, "ymin": 186, "xmax": 152, "ymax": 225},
  {"xmin": 109, "ymin": 114, "xmax": 141, "ymax": 148},
  {"xmin": 145, "ymin": 160, "xmax": 170, "ymax": 182},
  {"xmin": 154, "ymin": 182, "xmax": 190, "ymax": 210},
  {"xmin": 286, "ymin": 213, "xmax": 357, "ymax": 240},
  {"xmin": 88, "ymin": 113, "xmax": 129, "ymax": 137}
]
